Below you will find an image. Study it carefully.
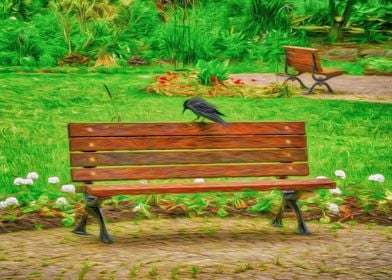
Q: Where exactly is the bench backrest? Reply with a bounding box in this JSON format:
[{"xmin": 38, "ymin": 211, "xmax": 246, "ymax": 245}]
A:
[
  {"xmin": 284, "ymin": 46, "xmax": 322, "ymax": 73},
  {"xmin": 68, "ymin": 122, "xmax": 309, "ymax": 183}
]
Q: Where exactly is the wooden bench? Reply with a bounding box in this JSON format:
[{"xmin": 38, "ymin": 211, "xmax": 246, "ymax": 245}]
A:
[
  {"xmin": 282, "ymin": 46, "xmax": 346, "ymax": 95},
  {"xmin": 68, "ymin": 122, "xmax": 336, "ymax": 243}
]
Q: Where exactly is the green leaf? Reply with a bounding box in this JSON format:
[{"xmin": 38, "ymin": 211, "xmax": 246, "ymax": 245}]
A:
[
  {"xmin": 248, "ymin": 199, "xmax": 272, "ymax": 213},
  {"xmin": 319, "ymin": 216, "xmax": 331, "ymax": 224},
  {"xmin": 62, "ymin": 216, "xmax": 75, "ymax": 227},
  {"xmin": 0, "ymin": 214, "xmax": 18, "ymax": 222},
  {"xmin": 217, "ymin": 208, "xmax": 228, "ymax": 217},
  {"xmin": 22, "ymin": 205, "xmax": 40, "ymax": 214},
  {"xmin": 301, "ymin": 205, "xmax": 309, "ymax": 212},
  {"xmin": 330, "ymin": 223, "xmax": 344, "ymax": 229},
  {"xmin": 37, "ymin": 195, "xmax": 49, "ymax": 205}
]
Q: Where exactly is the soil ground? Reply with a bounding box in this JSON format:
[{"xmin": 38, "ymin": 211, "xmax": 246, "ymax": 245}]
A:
[
  {"xmin": 1, "ymin": 217, "xmax": 391, "ymax": 280},
  {"xmin": 230, "ymin": 74, "xmax": 392, "ymax": 103}
]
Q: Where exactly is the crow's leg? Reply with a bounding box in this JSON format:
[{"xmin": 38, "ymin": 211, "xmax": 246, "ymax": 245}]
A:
[{"xmin": 192, "ymin": 115, "xmax": 200, "ymax": 122}]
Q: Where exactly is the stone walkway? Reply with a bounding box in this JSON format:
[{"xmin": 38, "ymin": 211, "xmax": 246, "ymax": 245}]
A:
[
  {"xmin": 0, "ymin": 217, "xmax": 391, "ymax": 279},
  {"xmin": 230, "ymin": 74, "xmax": 392, "ymax": 103}
]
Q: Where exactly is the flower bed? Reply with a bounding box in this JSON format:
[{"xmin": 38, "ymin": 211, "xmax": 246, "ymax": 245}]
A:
[{"xmin": 146, "ymin": 71, "xmax": 292, "ymax": 98}]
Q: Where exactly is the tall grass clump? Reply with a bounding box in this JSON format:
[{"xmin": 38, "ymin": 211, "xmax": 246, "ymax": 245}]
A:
[{"xmin": 244, "ymin": 0, "xmax": 293, "ymax": 36}]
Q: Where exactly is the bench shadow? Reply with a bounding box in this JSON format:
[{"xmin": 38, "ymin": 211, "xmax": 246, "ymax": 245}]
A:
[{"xmin": 80, "ymin": 225, "xmax": 335, "ymax": 245}]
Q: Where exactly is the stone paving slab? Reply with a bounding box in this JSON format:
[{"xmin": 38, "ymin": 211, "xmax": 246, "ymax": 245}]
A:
[
  {"xmin": 0, "ymin": 217, "xmax": 391, "ymax": 279},
  {"xmin": 231, "ymin": 74, "xmax": 392, "ymax": 103}
]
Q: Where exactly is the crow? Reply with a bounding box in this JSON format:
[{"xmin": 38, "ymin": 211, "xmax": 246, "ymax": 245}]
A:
[{"xmin": 183, "ymin": 97, "xmax": 228, "ymax": 125}]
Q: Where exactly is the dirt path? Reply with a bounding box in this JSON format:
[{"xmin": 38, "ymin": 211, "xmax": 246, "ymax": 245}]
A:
[
  {"xmin": 1, "ymin": 217, "xmax": 391, "ymax": 279},
  {"xmin": 231, "ymin": 74, "xmax": 392, "ymax": 103}
]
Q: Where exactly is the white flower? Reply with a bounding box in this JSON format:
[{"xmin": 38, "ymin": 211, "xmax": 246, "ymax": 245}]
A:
[
  {"xmin": 5, "ymin": 197, "xmax": 18, "ymax": 206},
  {"xmin": 23, "ymin": 178, "xmax": 34, "ymax": 185},
  {"xmin": 329, "ymin": 187, "xmax": 342, "ymax": 195},
  {"xmin": 48, "ymin": 176, "xmax": 60, "ymax": 184},
  {"xmin": 27, "ymin": 172, "xmax": 39, "ymax": 180},
  {"xmin": 316, "ymin": 176, "xmax": 328, "ymax": 179},
  {"xmin": 9, "ymin": 16, "xmax": 17, "ymax": 20},
  {"xmin": 327, "ymin": 203, "xmax": 339, "ymax": 214},
  {"xmin": 194, "ymin": 178, "xmax": 205, "ymax": 183},
  {"xmin": 14, "ymin": 177, "xmax": 34, "ymax": 185},
  {"xmin": 334, "ymin": 170, "xmax": 346, "ymax": 179},
  {"xmin": 132, "ymin": 205, "xmax": 141, "ymax": 212},
  {"xmin": 13, "ymin": 177, "xmax": 25, "ymax": 185},
  {"xmin": 0, "ymin": 201, "xmax": 8, "ymax": 209},
  {"xmin": 139, "ymin": 180, "xmax": 149, "ymax": 184},
  {"xmin": 61, "ymin": 184, "xmax": 75, "ymax": 193},
  {"xmin": 55, "ymin": 197, "xmax": 68, "ymax": 206},
  {"xmin": 368, "ymin": 174, "xmax": 385, "ymax": 183}
]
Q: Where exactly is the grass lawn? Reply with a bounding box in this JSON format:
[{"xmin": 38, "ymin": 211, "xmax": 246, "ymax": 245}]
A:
[{"xmin": 0, "ymin": 71, "xmax": 390, "ymax": 203}]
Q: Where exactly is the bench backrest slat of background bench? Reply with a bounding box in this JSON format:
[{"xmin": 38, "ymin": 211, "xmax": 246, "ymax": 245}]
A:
[
  {"xmin": 284, "ymin": 46, "xmax": 322, "ymax": 73},
  {"xmin": 68, "ymin": 122, "xmax": 309, "ymax": 182}
]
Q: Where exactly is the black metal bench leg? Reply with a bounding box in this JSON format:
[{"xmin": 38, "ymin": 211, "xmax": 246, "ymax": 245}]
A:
[
  {"xmin": 86, "ymin": 205, "xmax": 113, "ymax": 244},
  {"xmin": 73, "ymin": 195, "xmax": 113, "ymax": 243},
  {"xmin": 283, "ymin": 76, "xmax": 308, "ymax": 89},
  {"xmin": 73, "ymin": 213, "xmax": 89, "ymax": 235},
  {"xmin": 305, "ymin": 81, "xmax": 335, "ymax": 95},
  {"xmin": 285, "ymin": 192, "xmax": 311, "ymax": 235},
  {"xmin": 272, "ymin": 191, "xmax": 311, "ymax": 235},
  {"xmin": 304, "ymin": 83, "xmax": 319, "ymax": 95},
  {"xmin": 322, "ymin": 81, "xmax": 334, "ymax": 93},
  {"xmin": 272, "ymin": 198, "xmax": 286, "ymax": 227}
]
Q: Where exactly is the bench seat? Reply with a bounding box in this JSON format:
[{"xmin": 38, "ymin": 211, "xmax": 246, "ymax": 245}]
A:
[{"xmin": 85, "ymin": 179, "xmax": 335, "ymax": 197}]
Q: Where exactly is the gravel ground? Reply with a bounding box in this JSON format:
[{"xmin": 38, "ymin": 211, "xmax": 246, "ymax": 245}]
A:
[
  {"xmin": 0, "ymin": 217, "xmax": 391, "ymax": 279},
  {"xmin": 230, "ymin": 74, "xmax": 392, "ymax": 103}
]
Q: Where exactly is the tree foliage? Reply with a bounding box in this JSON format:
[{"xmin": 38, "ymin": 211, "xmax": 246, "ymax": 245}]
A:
[{"xmin": 0, "ymin": 0, "xmax": 390, "ymax": 67}]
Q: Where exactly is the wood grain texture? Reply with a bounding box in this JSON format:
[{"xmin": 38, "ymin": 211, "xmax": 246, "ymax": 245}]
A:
[
  {"xmin": 71, "ymin": 163, "xmax": 309, "ymax": 181},
  {"xmin": 68, "ymin": 122, "xmax": 306, "ymax": 137},
  {"xmin": 284, "ymin": 46, "xmax": 322, "ymax": 72},
  {"xmin": 70, "ymin": 148, "xmax": 307, "ymax": 167},
  {"xmin": 85, "ymin": 179, "xmax": 336, "ymax": 196},
  {"xmin": 70, "ymin": 135, "xmax": 307, "ymax": 151}
]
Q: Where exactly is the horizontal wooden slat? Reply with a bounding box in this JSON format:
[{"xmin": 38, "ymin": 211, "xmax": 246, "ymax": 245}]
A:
[
  {"xmin": 85, "ymin": 179, "xmax": 336, "ymax": 197},
  {"xmin": 71, "ymin": 163, "xmax": 309, "ymax": 181},
  {"xmin": 284, "ymin": 46, "xmax": 318, "ymax": 52},
  {"xmin": 68, "ymin": 122, "xmax": 305, "ymax": 137},
  {"xmin": 70, "ymin": 149, "xmax": 308, "ymax": 167},
  {"xmin": 285, "ymin": 46, "xmax": 322, "ymax": 73},
  {"xmin": 70, "ymin": 135, "xmax": 307, "ymax": 151}
]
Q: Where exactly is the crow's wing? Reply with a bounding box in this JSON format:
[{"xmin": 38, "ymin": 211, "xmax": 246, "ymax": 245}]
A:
[
  {"xmin": 187, "ymin": 98, "xmax": 225, "ymax": 116},
  {"xmin": 187, "ymin": 98, "xmax": 228, "ymax": 125},
  {"xmin": 201, "ymin": 111, "xmax": 228, "ymax": 125}
]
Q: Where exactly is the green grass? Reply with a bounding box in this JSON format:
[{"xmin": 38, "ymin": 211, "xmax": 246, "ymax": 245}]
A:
[{"xmin": 0, "ymin": 71, "xmax": 390, "ymax": 205}]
